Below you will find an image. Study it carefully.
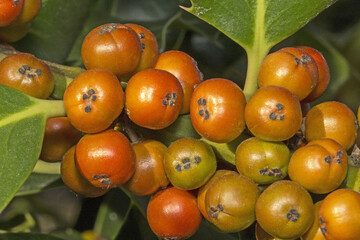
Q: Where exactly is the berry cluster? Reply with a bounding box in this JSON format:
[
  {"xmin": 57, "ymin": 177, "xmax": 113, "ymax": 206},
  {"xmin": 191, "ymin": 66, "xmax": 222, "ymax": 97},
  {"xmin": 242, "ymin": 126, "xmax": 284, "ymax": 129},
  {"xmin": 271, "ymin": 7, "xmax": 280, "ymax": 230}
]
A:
[
  {"xmin": 0, "ymin": 0, "xmax": 42, "ymax": 42},
  {"xmin": 0, "ymin": 20, "xmax": 359, "ymax": 240}
]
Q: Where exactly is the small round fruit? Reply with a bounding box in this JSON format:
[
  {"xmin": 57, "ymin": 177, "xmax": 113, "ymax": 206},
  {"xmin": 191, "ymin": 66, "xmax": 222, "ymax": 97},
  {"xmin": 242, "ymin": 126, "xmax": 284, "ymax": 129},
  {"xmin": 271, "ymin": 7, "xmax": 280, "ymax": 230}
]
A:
[
  {"xmin": 12, "ymin": 0, "xmax": 41, "ymax": 24},
  {"xmin": 125, "ymin": 68, "xmax": 183, "ymax": 130},
  {"xmin": 245, "ymin": 85, "xmax": 302, "ymax": 141},
  {"xmin": 63, "ymin": 68, "xmax": 124, "ymax": 133},
  {"xmin": 164, "ymin": 137, "xmax": 217, "ymax": 190},
  {"xmin": 75, "ymin": 130, "xmax": 136, "ymax": 188},
  {"xmin": 288, "ymin": 138, "xmax": 348, "ymax": 194},
  {"xmin": 190, "ymin": 78, "xmax": 246, "ymax": 143},
  {"xmin": 318, "ymin": 189, "xmax": 360, "ymax": 240},
  {"xmin": 256, "ymin": 180, "xmax": 314, "ymax": 239},
  {"xmin": 0, "ymin": 52, "xmax": 54, "ymax": 98},
  {"xmin": 0, "ymin": 0, "xmax": 24, "ymax": 27},
  {"xmin": 40, "ymin": 117, "xmax": 82, "ymax": 162},
  {"xmin": 61, "ymin": 146, "xmax": 109, "ymax": 198},
  {"xmin": 125, "ymin": 23, "xmax": 159, "ymax": 73},
  {"xmin": 305, "ymin": 101, "xmax": 357, "ymax": 150},
  {"xmin": 81, "ymin": 23, "xmax": 142, "ymax": 78},
  {"xmin": 205, "ymin": 173, "xmax": 260, "ymax": 232},
  {"xmin": 155, "ymin": 50, "xmax": 202, "ymax": 114},
  {"xmin": 235, "ymin": 137, "xmax": 290, "ymax": 185},
  {"xmin": 147, "ymin": 187, "xmax": 202, "ymax": 240},
  {"xmin": 299, "ymin": 46, "xmax": 330, "ymax": 103},
  {"xmin": 0, "ymin": 21, "xmax": 30, "ymax": 42},
  {"xmin": 258, "ymin": 47, "xmax": 318, "ymax": 100},
  {"xmin": 197, "ymin": 170, "xmax": 237, "ymax": 220},
  {"xmin": 124, "ymin": 140, "xmax": 169, "ymax": 196}
]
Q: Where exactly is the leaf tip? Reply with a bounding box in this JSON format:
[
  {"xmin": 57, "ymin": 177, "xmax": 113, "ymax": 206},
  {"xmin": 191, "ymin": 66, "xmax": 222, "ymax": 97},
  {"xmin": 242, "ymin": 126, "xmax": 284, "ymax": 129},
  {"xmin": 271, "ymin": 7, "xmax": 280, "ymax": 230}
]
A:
[{"xmin": 179, "ymin": 0, "xmax": 194, "ymax": 13}]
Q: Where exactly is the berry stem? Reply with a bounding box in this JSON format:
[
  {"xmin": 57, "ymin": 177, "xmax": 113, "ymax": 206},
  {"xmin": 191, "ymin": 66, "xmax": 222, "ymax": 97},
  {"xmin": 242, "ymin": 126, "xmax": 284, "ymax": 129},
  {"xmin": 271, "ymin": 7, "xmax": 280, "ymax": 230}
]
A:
[{"xmin": 243, "ymin": 47, "xmax": 270, "ymax": 101}]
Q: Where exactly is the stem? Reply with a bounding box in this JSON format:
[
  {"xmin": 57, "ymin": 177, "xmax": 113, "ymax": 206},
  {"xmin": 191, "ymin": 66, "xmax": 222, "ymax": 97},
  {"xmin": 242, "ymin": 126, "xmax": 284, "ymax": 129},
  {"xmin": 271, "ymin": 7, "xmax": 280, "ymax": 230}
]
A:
[
  {"xmin": 243, "ymin": 49, "xmax": 268, "ymax": 101},
  {"xmin": 36, "ymin": 99, "xmax": 66, "ymax": 119},
  {"xmin": 33, "ymin": 161, "xmax": 61, "ymax": 174},
  {"xmin": 243, "ymin": 0, "xmax": 270, "ymax": 101}
]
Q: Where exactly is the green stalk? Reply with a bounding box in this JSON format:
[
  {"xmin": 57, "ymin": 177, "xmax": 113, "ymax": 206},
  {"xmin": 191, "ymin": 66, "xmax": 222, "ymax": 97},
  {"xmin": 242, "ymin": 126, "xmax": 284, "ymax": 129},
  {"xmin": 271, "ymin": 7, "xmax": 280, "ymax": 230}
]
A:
[{"xmin": 243, "ymin": 0, "xmax": 270, "ymax": 101}]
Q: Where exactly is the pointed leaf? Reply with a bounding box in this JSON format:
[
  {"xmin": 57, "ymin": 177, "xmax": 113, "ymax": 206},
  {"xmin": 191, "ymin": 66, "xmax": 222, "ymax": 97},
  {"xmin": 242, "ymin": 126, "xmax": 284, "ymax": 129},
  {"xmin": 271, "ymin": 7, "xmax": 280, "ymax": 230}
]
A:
[{"xmin": 183, "ymin": 0, "xmax": 338, "ymax": 49}]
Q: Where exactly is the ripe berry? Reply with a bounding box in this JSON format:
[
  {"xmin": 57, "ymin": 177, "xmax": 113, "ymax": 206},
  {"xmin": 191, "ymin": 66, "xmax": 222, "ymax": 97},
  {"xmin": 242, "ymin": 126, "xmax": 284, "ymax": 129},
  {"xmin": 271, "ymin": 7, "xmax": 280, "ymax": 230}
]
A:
[
  {"xmin": 305, "ymin": 101, "xmax": 357, "ymax": 150},
  {"xmin": 63, "ymin": 68, "xmax": 124, "ymax": 133},
  {"xmin": 125, "ymin": 68, "xmax": 183, "ymax": 130},
  {"xmin": 81, "ymin": 23, "xmax": 142, "ymax": 78},
  {"xmin": 75, "ymin": 130, "xmax": 136, "ymax": 188},
  {"xmin": 258, "ymin": 47, "xmax": 318, "ymax": 100},
  {"xmin": 147, "ymin": 187, "xmax": 202, "ymax": 239},
  {"xmin": 190, "ymin": 78, "xmax": 246, "ymax": 143},
  {"xmin": 245, "ymin": 85, "xmax": 302, "ymax": 141},
  {"xmin": 0, "ymin": 52, "xmax": 54, "ymax": 98},
  {"xmin": 0, "ymin": 0, "xmax": 24, "ymax": 27}
]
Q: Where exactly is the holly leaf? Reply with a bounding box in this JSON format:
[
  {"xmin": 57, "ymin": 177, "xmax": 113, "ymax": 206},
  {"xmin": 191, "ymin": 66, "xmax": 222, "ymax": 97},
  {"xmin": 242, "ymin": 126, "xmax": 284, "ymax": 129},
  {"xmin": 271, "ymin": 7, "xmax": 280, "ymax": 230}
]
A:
[
  {"xmin": 182, "ymin": 0, "xmax": 339, "ymax": 99},
  {"xmin": 0, "ymin": 84, "xmax": 65, "ymax": 213}
]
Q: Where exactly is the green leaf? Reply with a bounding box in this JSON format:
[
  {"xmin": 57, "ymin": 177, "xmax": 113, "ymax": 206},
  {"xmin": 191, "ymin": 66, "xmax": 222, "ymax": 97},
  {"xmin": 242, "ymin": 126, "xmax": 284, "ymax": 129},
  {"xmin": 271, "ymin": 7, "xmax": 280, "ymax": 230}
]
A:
[
  {"xmin": 0, "ymin": 84, "xmax": 65, "ymax": 213},
  {"xmin": 0, "ymin": 233, "xmax": 64, "ymax": 240},
  {"xmin": 183, "ymin": 0, "xmax": 338, "ymax": 99},
  {"xmin": 15, "ymin": 173, "xmax": 62, "ymax": 197},
  {"xmin": 13, "ymin": 0, "xmax": 92, "ymax": 64},
  {"xmin": 94, "ymin": 189, "xmax": 132, "ymax": 240}
]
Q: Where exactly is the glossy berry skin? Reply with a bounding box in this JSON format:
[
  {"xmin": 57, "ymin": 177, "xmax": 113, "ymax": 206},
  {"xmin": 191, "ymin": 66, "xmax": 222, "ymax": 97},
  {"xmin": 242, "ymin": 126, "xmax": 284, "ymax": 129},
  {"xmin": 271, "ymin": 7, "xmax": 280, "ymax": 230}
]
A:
[
  {"xmin": 147, "ymin": 187, "xmax": 202, "ymax": 240},
  {"xmin": 245, "ymin": 85, "xmax": 302, "ymax": 142},
  {"xmin": 0, "ymin": 53, "xmax": 53, "ymax": 98},
  {"xmin": 13, "ymin": 0, "xmax": 41, "ymax": 24},
  {"xmin": 318, "ymin": 189, "xmax": 360, "ymax": 240},
  {"xmin": 124, "ymin": 140, "xmax": 169, "ymax": 196},
  {"xmin": 289, "ymin": 138, "xmax": 348, "ymax": 194},
  {"xmin": 205, "ymin": 173, "xmax": 260, "ymax": 232},
  {"xmin": 0, "ymin": 0, "xmax": 24, "ymax": 27},
  {"xmin": 75, "ymin": 130, "xmax": 136, "ymax": 188},
  {"xmin": 197, "ymin": 170, "xmax": 237, "ymax": 220},
  {"xmin": 258, "ymin": 47, "xmax": 318, "ymax": 100},
  {"xmin": 61, "ymin": 146, "xmax": 109, "ymax": 198},
  {"xmin": 81, "ymin": 23, "xmax": 142, "ymax": 78},
  {"xmin": 305, "ymin": 101, "xmax": 357, "ymax": 150},
  {"xmin": 256, "ymin": 180, "xmax": 314, "ymax": 239},
  {"xmin": 299, "ymin": 46, "xmax": 330, "ymax": 103},
  {"xmin": 40, "ymin": 117, "xmax": 82, "ymax": 162},
  {"xmin": 64, "ymin": 69, "xmax": 124, "ymax": 133},
  {"xmin": 235, "ymin": 137, "xmax": 290, "ymax": 185},
  {"xmin": 164, "ymin": 137, "xmax": 217, "ymax": 190},
  {"xmin": 155, "ymin": 50, "xmax": 202, "ymax": 114},
  {"xmin": 125, "ymin": 69, "xmax": 183, "ymax": 130},
  {"xmin": 190, "ymin": 78, "xmax": 246, "ymax": 143},
  {"xmin": 125, "ymin": 23, "xmax": 159, "ymax": 73}
]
